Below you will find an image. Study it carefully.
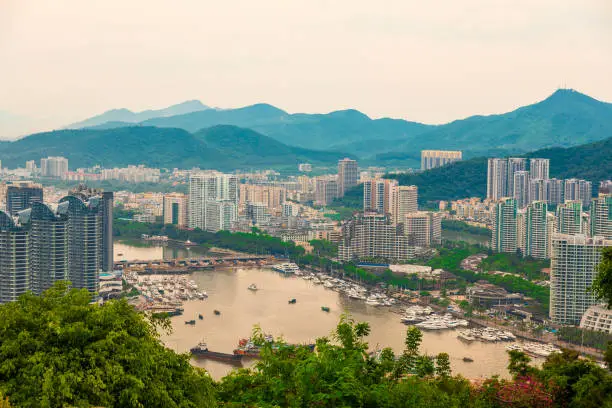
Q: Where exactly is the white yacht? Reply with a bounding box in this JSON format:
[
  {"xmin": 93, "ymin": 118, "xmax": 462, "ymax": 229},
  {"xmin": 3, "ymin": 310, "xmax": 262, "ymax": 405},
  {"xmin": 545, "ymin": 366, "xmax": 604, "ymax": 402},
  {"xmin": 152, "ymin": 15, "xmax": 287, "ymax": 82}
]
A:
[
  {"xmin": 273, "ymin": 263, "xmax": 300, "ymax": 274},
  {"xmin": 247, "ymin": 284, "xmax": 258, "ymax": 291},
  {"xmin": 365, "ymin": 297, "xmax": 381, "ymax": 306}
]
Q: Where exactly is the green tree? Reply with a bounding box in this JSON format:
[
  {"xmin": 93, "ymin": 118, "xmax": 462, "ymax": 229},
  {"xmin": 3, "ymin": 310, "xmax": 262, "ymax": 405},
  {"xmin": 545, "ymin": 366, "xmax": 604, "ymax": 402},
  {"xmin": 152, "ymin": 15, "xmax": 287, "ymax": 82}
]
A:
[
  {"xmin": 591, "ymin": 247, "xmax": 612, "ymax": 308},
  {"xmin": 507, "ymin": 350, "xmax": 531, "ymax": 378},
  {"xmin": 0, "ymin": 282, "xmax": 215, "ymax": 407},
  {"xmin": 435, "ymin": 353, "xmax": 452, "ymax": 378}
]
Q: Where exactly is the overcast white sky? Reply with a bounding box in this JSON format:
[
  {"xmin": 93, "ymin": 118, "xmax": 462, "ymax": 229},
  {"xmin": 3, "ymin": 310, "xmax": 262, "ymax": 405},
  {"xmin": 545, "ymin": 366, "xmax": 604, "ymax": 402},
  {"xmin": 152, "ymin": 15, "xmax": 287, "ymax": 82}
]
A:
[{"xmin": 1, "ymin": 0, "xmax": 611, "ymax": 135}]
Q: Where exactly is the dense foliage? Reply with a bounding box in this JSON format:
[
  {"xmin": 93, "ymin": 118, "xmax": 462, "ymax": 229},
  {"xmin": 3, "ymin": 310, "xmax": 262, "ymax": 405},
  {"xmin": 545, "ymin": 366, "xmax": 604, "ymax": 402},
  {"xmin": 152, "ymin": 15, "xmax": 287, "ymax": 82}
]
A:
[
  {"xmin": 442, "ymin": 220, "xmax": 491, "ymax": 237},
  {"xmin": 0, "ymin": 282, "xmax": 215, "ymax": 407},
  {"xmin": 556, "ymin": 327, "xmax": 612, "ymax": 351},
  {"xmin": 480, "ymin": 253, "xmax": 550, "ymax": 281},
  {"xmin": 592, "ymin": 247, "xmax": 612, "ymax": 309}
]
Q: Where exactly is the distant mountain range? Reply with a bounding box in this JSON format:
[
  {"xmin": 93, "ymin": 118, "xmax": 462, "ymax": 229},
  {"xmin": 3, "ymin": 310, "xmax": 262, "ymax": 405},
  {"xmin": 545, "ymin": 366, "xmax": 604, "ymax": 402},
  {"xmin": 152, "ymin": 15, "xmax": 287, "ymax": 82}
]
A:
[
  {"xmin": 65, "ymin": 100, "xmax": 210, "ymax": 129},
  {"xmin": 62, "ymin": 89, "xmax": 612, "ymax": 167},
  {"xmin": 0, "ymin": 125, "xmax": 349, "ymax": 170}
]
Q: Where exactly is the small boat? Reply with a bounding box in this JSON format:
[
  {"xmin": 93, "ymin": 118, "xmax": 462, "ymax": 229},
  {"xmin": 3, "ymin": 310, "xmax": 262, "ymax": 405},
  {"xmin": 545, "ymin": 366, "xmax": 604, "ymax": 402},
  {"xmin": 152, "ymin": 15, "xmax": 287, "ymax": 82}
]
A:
[
  {"xmin": 248, "ymin": 284, "xmax": 258, "ymax": 291},
  {"xmin": 191, "ymin": 341, "xmax": 243, "ymax": 364},
  {"xmin": 214, "ymin": 310, "xmax": 221, "ymax": 315},
  {"xmin": 198, "ymin": 314, "xmax": 203, "ymax": 320},
  {"xmin": 117, "ymin": 253, "xmax": 124, "ymax": 257},
  {"xmin": 185, "ymin": 320, "xmax": 196, "ymax": 325},
  {"xmin": 321, "ymin": 306, "xmax": 330, "ymax": 312},
  {"xmin": 463, "ymin": 357, "xmax": 474, "ymax": 363},
  {"xmin": 288, "ymin": 298, "xmax": 297, "ymax": 304}
]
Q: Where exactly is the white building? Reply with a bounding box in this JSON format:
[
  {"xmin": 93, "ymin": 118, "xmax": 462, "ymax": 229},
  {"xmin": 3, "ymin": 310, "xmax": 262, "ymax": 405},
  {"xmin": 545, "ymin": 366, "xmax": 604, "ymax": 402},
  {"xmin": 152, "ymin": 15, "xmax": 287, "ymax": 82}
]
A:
[
  {"xmin": 189, "ymin": 171, "xmax": 238, "ymax": 230},
  {"xmin": 403, "ymin": 211, "xmax": 441, "ymax": 247},
  {"xmin": 391, "ymin": 185, "xmax": 418, "ymax": 224},
  {"xmin": 205, "ymin": 201, "xmax": 237, "ymax": 232},
  {"xmin": 580, "ymin": 305, "xmax": 612, "ymax": 334},
  {"xmin": 491, "ymin": 197, "xmax": 517, "ymax": 253},
  {"xmin": 590, "ymin": 194, "xmax": 611, "ymax": 239},
  {"xmin": 564, "ymin": 179, "xmax": 592, "ymax": 208},
  {"xmin": 513, "ymin": 171, "xmax": 530, "ymax": 209},
  {"xmin": 337, "ymin": 158, "xmax": 359, "ymax": 197},
  {"xmin": 163, "ymin": 193, "xmax": 188, "ymax": 227},
  {"xmin": 40, "ymin": 156, "xmax": 68, "ymax": 178},
  {"xmin": 487, "ymin": 158, "xmax": 508, "ymax": 200},
  {"xmin": 550, "ymin": 234, "xmax": 611, "ymax": 325},
  {"xmin": 420, "ymin": 150, "xmax": 462, "ymax": 171},
  {"xmin": 529, "ymin": 158, "xmax": 550, "ymax": 180}
]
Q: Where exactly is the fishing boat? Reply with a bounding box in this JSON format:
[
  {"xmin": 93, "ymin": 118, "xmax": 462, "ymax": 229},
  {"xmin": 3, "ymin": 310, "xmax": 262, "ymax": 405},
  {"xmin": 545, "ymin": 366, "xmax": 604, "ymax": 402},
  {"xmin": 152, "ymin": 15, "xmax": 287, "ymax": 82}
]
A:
[
  {"xmin": 198, "ymin": 314, "xmax": 204, "ymax": 320},
  {"xmin": 185, "ymin": 320, "xmax": 196, "ymax": 325},
  {"xmin": 463, "ymin": 357, "xmax": 474, "ymax": 363},
  {"xmin": 321, "ymin": 306, "xmax": 330, "ymax": 312},
  {"xmin": 248, "ymin": 284, "xmax": 258, "ymax": 291},
  {"xmin": 214, "ymin": 310, "xmax": 221, "ymax": 315},
  {"xmin": 190, "ymin": 341, "xmax": 243, "ymax": 364},
  {"xmin": 288, "ymin": 298, "xmax": 297, "ymax": 304}
]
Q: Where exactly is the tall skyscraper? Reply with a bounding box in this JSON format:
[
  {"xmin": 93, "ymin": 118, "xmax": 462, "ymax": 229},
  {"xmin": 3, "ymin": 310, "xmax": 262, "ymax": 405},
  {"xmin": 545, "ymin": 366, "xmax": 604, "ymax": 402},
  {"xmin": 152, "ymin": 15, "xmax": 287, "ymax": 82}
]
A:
[
  {"xmin": 550, "ymin": 234, "xmax": 611, "ymax": 325},
  {"xmin": 525, "ymin": 201, "xmax": 548, "ymax": 259},
  {"xmin": 403, "ymin": 211, "xmax": 441, "ymax": 247},
  {"xmin": 163, "ymin": 193, "xmax": 188, "ymax": 227},
  {"xmin": 513, "ymin": 171, "xmax": 530, "ymax": 209},
  {"xmin": 40, "ymin": 156, "xmax": 69, "ymax": 178},
  {"xmin": 391, "ymin": 185, "xmax": 418, "ymax": 224},
  {"xmin": 60, "ymin": 194, "xmax": 104, "ymax": 294},
  {"xmin": 564, "ymin": 179, "xmax": 592, "ymax": 208},
  {"xmin": 507, "ymin": 158, "xmax": 527, "ymax": 197},
  {"xmin": 487, "ymin": 158, "xmax": 508, "ymax": 200},
  {"xmin": 25, "ymin": 202, "xmax": 69, "ymax": 295},
  {"xmin": 189, "ymin": 172, "xmax": 239, "ymax": 230},
  {"xmin": 6, "ymin": 181, "xmax": 43, "ymax": 216},
  {"xmin": 545, "ymin": 178, "xmax": 564, "ymax": 205},
  {"xmin": 529, "ymin": 158, "xmax": 550, "ymax": 180},
  {"xmin": 205, "ymin": 201, "xmax": 237, "ymax": 232},
  {"xmin": 337, "ymin": 158, "xmax": 359, "ymax": 197},
  {"xmin": 529, "ymin": 178, "xmax": 546, "ymax": 204},
  {"xmin": 363, "ymin": 179, "xmax": 397, "ymax": 214},
  {"xmin": 314, "ymin": 176, "xmax": 339, "ymax": 206},
  {"xmin": 491, "ymin": 198, "xmax": 517, "ymax": 253},
  {"xmin": 0, "ymin": 211, "xmax": 30, "ymax": 304},
  {"xmin": 338, "ymin": 212, "xmax": 413, "ymax": 261},
  {"xmin": 556, "ymin": 201, "xmax": 583, "ymax": 235},
  {"xmin": 590, "ymin": 194, "xmax": 611, "ymax": 239},
  {"xmin": 246, "ymin": 202, "xmax": 269, "ymax": 225},
  {"xmin": 421, "ymin": 150, "xmax": 462, "ymax": 171}
]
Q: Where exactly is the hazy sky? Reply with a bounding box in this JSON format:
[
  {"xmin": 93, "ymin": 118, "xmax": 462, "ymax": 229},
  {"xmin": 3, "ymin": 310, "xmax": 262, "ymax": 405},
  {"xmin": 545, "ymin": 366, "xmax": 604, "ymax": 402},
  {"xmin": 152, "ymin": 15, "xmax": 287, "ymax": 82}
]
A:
[{"xmin": 1, "ymin": 0, "xmax": 611, "ymax": 135}]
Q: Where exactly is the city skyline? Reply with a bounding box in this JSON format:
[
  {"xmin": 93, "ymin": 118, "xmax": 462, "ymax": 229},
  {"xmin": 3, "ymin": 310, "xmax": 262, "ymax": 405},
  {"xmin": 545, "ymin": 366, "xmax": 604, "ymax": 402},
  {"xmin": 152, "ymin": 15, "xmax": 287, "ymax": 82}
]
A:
[{"xmin": 1, "ymin": 1, "xmax": 612, "ymax": 138}]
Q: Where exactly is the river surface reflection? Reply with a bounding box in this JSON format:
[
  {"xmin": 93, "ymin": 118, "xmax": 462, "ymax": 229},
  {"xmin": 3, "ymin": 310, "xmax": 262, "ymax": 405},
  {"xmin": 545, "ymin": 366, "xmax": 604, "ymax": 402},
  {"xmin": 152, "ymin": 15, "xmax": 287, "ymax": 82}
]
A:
[{"xmin": 115, "ymin": 239, "xmax": 519, "ymax": 380}]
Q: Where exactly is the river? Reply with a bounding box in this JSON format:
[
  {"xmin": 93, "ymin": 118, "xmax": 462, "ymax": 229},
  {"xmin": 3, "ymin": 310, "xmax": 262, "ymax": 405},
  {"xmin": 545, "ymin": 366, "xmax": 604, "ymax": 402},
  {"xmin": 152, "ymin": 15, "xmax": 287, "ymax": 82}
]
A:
[{"xmin": 114, "ymin": 239, "xmax": 522, "ymax": 380}]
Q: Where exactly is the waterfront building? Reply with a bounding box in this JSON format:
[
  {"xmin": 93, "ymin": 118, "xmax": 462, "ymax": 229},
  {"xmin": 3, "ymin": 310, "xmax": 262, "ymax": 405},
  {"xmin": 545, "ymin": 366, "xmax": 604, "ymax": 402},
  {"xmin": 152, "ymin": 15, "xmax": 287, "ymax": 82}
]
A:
[
  {"xmin": 525, "ymin": 201, "xmax": 549, "ymax": 259},
  {"xmin": 550, "ymin": 234, "xmax": 611, "ymax": 325},
  {"xmin": 363, "ymin": 178, "xmax": 398, "ymax": 214},
  {"xmin": 466, "ymin": 282, "xmax": 523, "ymax": 308},
  {"xmin": 529, "ymin": 158, "xmax": 550, "ymax": 180},
  {"xmin": 545, "ymin": 178, "xmax": 564, "ymax": 205},
  {"xmin": 513, "ymin": 171, "xmax": 530, "ymax": 209},
  {"xmin": 580, "ymin": 304, "xmax": 612, "ymax": 334},
  {"xmin": 420, "ymin": 150, "xmax": 462, "ymax": 171},
  {"xmin": 40, "ymin": 156, "xmax": 69, "ymax": 178},
  {"xmin": 402, "ymin": 211, "xmax": 441, "ymax": 247},
  {"xmin": 491, "ymin": 198, "xmax": 517, "ymax": 253},
  {"xmin": 314, "ymin": 176, "xmax": 339, "ymax": 206},
  {"xmin": 487, "ymin": 158, "xmax": 508, "ymax": 200},
  {"xmin": 205, "ymin": 201, "xmax": 237, "ymax": 232},
  {"xmin": 338, "ymin": 212, "xmax": 413, "ymax": 262},
  {"xmin": 163, "ymin": 193, "xmax": 188, "ymax": 227},
  {"xmin": 590, "ymin": 193, "xmax": 611, "ymax": 239},
  {"xmin": 564, "ymin": 179, "xmax": 592, "ymax": 208},
  {"xmin": 556, "ymin": 201, "xmax": 583, "ymax": 235},
  {"xmin": 0, "ymin": 211, "xmax": 30, "ymax": 303},
  {"xmin": 507, "ymin": 158, "xmax": 527, "ymax": 198},
  {"xmin": 6, "ymin": 181, "xmax": 43, "ymax": 216},
  {"xmin": 337, "ymin": 158, "xmax": 359, "ymax": 197},
  {"xmin": 189, "ymin": 171, "xmax": 239, "ymax": 230},
  {"xmin": 391, "ymin": 185, "xmax": 418, "ymax": 224}
]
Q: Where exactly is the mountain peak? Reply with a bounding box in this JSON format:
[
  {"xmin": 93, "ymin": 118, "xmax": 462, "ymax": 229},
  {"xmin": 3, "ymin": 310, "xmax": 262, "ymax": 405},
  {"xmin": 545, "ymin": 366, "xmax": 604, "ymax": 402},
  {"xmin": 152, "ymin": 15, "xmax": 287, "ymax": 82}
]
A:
[{"xmin": 542, "ymin": 88, "xmax": 602, "ymax": 105}]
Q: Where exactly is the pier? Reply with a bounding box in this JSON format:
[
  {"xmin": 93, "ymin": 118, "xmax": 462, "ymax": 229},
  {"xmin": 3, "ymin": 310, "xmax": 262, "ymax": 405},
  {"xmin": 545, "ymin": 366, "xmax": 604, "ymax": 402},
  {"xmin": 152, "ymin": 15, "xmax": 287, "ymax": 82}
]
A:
[{"xmin": 114, "ymin": 255, "xmax": 273, "ymax": 273}]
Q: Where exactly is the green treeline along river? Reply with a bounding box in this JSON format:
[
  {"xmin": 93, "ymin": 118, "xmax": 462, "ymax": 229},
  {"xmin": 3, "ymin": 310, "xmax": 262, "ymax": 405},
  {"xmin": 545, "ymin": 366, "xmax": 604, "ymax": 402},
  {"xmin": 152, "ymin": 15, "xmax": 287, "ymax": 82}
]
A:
[{"xmin": 115, "ymin": 240, "xmax": 534, "ymax": 380}]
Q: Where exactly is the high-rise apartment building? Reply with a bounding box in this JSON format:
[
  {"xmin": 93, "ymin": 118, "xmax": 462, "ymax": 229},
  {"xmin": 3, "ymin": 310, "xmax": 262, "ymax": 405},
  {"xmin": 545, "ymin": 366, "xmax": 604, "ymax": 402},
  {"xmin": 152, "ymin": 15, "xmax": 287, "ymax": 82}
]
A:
[
  {"xmin": 525, "ymin": 201, "xmax": 549, "ymax": 259},
  {"xmin": 189, "ymin": 172, "xmax": 239, "ymax": 230},
  {"xmin": 545, "ymin": 178, "xmax": 564, "ymax": 205},
  {"xmin": 550, "ymin": 234, "xmax": 611, "ymax": 325},
  {"xmin": 403, "ymin": 211, "xmax": 441, "ymax": 247},
  {"xmin": 529, "ymin": 178, "xmax": 546, "ymax": 204},
  {"xmin": 6, "ymin": 181, "xmax": 43, "ymax": 216},
  {"xmin": 205, "ymin": 201, "xmax": 237, "ymax": 232},
  {"xmin": 338, "ymin": 158, "xmax": 359, "ymax": 197},
  {"xmin": 25, "ymin": 202, "xmax": 69, "ymax": 295},
  {"xmin": 517, "ymin": 210, "xmax": 527, "ymax": 255},
  {"xmin": 513, "ymin": 171, "xmax": 530, "ymax": 208},
  {"xmin": 391, "ymin": 185, "xmax": 418, "ymax": 224},
  {"xmin": 590, "ymin": 194, "xmax": 611, "ymax": 239},
  {"xmin": 507, "ymin": 158, "xmax": 527, "ymax": 198},
  {"xmin": 246, "ymin": 202, "xmax": 269, "ymax": 225},
  {"xmin": 338, "ymin": 212, "xmax": 413, "ymax": 261},
  {"xmin": 564, "ymin": 179, "xmax": 592, "ymax": 208},
  {"xmin": 0, "ymin": 211, "xmax": 30, "ymax": 303},
  {"xmin": 363, "ymin": 178, "xmax": 398, "ymax": 214},
  {"xmin": 314, "ymin": 176, "xmax": 339, "ymax": 206},
  {"xmin": 491, "ymin": 198, "xmax": 517, "ymax": 253},
  {"xmin": 239, "ymin": 184, "xmax": 287, "ymax": 210},
  {"xmin": 421, "ymin": 150, "xmax": 462, "ymax": 171},
  {"xmin": 529, "ymin": 158, "xmax": 550, "ymax": 180},
  {"xmin": 556, "ymin": 201, "xmax": 583, "ymax": 235},
  {"xmin": 487, "ymin": 159, "xmax": 508, "ymax": 200},
  {"xmin": 40, "ymin": 156, "xmax": 69, "ymax": 178},
  {"xmin": 163, "ymin": 193, "xmax": 188, "ymax": 227}
]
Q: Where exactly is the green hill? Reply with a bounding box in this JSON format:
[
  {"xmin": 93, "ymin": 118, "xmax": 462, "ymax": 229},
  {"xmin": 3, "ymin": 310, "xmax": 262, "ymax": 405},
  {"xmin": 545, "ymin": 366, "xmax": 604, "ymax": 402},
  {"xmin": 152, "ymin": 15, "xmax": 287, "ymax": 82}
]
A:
[{"xmin": 0, "ymin": 125, "xmax": 348, "ymax": 170}]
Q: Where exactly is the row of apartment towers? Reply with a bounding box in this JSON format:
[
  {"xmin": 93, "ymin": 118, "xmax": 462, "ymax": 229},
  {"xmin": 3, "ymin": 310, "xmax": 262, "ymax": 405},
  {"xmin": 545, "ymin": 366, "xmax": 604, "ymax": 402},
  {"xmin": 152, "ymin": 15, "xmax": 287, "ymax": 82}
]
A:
[{"xmin": 0, "ymin": 182, "xmax": 113, "ymax": 304}]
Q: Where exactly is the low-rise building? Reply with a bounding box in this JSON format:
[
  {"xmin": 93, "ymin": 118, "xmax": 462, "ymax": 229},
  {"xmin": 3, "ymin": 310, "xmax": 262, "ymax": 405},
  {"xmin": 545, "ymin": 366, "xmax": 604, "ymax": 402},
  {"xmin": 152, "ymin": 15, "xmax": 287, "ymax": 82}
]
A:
[{"xmin": 579, "ymin": 304, "xmax": 612, "ymax": 334}]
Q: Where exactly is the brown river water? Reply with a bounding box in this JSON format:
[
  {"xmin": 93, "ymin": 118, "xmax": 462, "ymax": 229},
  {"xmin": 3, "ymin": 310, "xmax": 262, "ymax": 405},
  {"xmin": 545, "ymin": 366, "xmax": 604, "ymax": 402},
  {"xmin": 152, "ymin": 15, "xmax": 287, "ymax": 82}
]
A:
[{"xmin": 115, "ymin": 240, "xmax": 523, "ymax": 380}]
